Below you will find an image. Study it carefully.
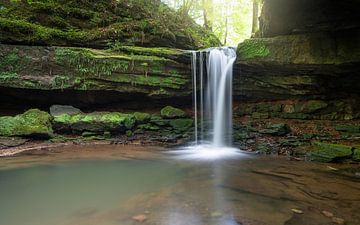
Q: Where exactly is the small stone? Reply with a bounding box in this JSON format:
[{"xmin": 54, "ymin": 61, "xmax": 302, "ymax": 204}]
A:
[
  {"xmin": 291, "ymin": 209, "xmax": 303, "ymax": 214},
  {"xmin": 321, "ymin": 210, "xmax": 334, "ymax": 217},
  {"xmin": 332, "ymin": 217, "xmax": 345, "ymax": 225},
  {"xmin": 132, "ymin": 214, "xmax": 147, "ymax": 222},
  {"xmin": 211, "ymin": 211, "xmax": 223, "ymax": 218}
]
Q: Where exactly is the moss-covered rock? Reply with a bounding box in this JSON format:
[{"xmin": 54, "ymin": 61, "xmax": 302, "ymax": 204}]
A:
[
  {"xmin": 134, "ymin": 112, "xmax": 151, "ymax": 124},
  {"xmin": 308, "ymin": 142, "xmax": 354, "ymax": 162},
  {"xmin": 53, "ymin": 112, "xmax": 135, "ymax": 133},
  {"xmin": 0, "ymin": 0, "xmax": 219, "ymax": 49},
  {"xmin": 0, "ymin": 109, "xmax": 53, "ymax": 138},
  {"xmin": 160, "ymin": 106, "xmax": 186, "ymax": 119},
  {"xmin": 0, "ymin": 44, "xmax": 192, "ymax": 99},
  {"xmin": 335, "ymin": 125, "xmax": 360, "ymax": 133},
  {"xmin": 353, "ymin": 149, "xmax": 360, "ymax": 161},
  {"xmin": 169, "ymin": 119, "xmax": 193, "ymax": 133},
  {"xmin": 259, "ymin": 123, "xmax": 290, "ymax": 136}
]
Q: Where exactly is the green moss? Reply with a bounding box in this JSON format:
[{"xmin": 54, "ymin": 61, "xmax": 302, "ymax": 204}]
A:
[
  {"xmin": 0, "ymin": 0, "xmax": 219, "ymax": 49},
  {"xmin": 0, "ymin": 109, "xmax": 53, "ymax": 138},
  {"xmin": 134, "ymin": 112, "xmax": 151, "ymax": 124},
  {"xmin": 308, "ymin": 142, "xmax": 354, "ymax": 162},
  {"xmin": 138, "ymin": 123, "xmax": 160, "ymax": 131},
  {"xmin": 301, "ymin": 100, "xmax": 328, "ymax": 113},
  {"xmin": 160, "ymin": 106, "xmax": 186, "ymax": 119},
  {"xmin": 53, "ymin": 112, "xmax": 135, "ymax": 133},
  {"xmin": 353, "ymin": 149, "xmax": 360, "ymax": 161},
  {"xmin": 169, "ymin": 119, "xmax": 193, "ymax": 133},
  {"xmin": 237, "ymin": 39, "xmax": 270, "ymax": 60}
]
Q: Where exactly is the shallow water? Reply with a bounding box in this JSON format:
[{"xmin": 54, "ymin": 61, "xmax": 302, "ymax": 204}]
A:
[{"xmin": 0, "ymin": 145, "xmax": 359, "ymax": 225}]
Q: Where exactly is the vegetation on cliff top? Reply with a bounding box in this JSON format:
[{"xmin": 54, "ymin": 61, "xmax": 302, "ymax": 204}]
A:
[{"xmin": 0, "ymin": 0, "xmax": 220, "ymax": 49}]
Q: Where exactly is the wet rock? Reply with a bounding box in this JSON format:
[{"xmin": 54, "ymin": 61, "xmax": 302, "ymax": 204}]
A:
[
  {"xmin": 307, "ymin": 142, "xmax": 353, "ymax": 162},
  {"xmin": 0, "ymin": 109, "xmax": 53, "ymax": 138},
  {"xmin": 160, "ymin": 106, "xmax": 186, "ymax": 119},
  {"xmin": 332, "ymin": 217, "xmax": 345, "ymax": 225},
  {"xmin": 50, "ymin": 105, "xmax": 82, "ymax": 117},
  {"xmin": 291, "ymin": 209, "xmax": 303, "ymax": 214},
  {"xmin": 169, "ymin": 119, "xmax": 193, "ymax": 133},
  {"xmin": 132, "ymin": 214, "xmax": 147, "ymax": 222},
  {"xmin": 321, "ymin": 210, "xmax": 334, "ymax": 217},
  {"xmin": 259, "ymin": 123, "xmax": 290, "ymax": 136},
  {"xmin": 0, "ymin": 137, "xmax": 28, "ymax": 148}
]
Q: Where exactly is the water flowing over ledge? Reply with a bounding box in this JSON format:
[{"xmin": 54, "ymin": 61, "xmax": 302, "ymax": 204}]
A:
[{"xmin": 175, "ymin": 47, "xmax": 244, "ymax": 160}]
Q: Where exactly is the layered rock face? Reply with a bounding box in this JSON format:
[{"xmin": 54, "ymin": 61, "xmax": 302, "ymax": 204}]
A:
[
  {"xmin": 0, "ymin": 44, "xmax": 192, "ymax": 108},
  {"xmin": 0, "ymin": 0, "xmax": 220, "ymax": 109},
  {"xmin": 234, "ymin": 0, "xmax": 360, "ymax": 120}
]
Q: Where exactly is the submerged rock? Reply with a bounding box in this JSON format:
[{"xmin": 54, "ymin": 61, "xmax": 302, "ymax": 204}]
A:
[
  {"xmin": 160, "ymin": 106, "xmax": 186, "ymax": 119},
  {"xmin": 0, "ymin": 109, "xmax": 53, "ymax": 138},
  {"xmin": 308, "ymin": 142, "xmax": 353, "ymax": 162}
]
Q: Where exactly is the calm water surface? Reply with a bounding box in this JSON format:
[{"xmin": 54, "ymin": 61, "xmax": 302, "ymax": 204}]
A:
[{"xmin": 0, "ymin": 145, "xmax": 359, "ymax": 225}]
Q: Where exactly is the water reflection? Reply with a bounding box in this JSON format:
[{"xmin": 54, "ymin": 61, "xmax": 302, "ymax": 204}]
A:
[{"xmin": 0, "ymin": 147, "xmax": 359, "ymax": 225}]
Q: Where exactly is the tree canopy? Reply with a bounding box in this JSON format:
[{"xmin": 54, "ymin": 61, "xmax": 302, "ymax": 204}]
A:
[{"xmin": 162, "ymin": 0, "xmax": 256, "ymax": 46}]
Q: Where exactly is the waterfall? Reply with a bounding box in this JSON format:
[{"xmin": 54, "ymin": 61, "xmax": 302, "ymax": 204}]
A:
[{"xmin": 192, "ymin": 47, "xmax": 237, "ymax": 147}]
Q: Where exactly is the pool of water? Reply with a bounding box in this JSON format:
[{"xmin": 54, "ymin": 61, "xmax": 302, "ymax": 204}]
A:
[{"xmin": 0, "ymin": 145, "xmax": 359, "ymax": 225}]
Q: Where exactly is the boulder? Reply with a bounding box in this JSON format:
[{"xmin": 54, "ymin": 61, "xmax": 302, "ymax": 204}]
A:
[
  {"xmin": 353, "ymin": 149, "xmax": 360, "ymax": 161},
  {"xmin": 53, "ymin": 112, "xmax": 135, "ymax": 133},
  {"xmin": 0, "ymin": 109, "xmax": 53, "ymax": 138},
  {"xmin": 169, "ymin": 119, "xmax": 193, "ymax": 133},
  {"xmin": 259, "ymin": 123, "xmax": 290, "ymax": 136},
  {"xmin": 308, "ymin": 142, "xmax": 353, "ymax": 162},
  {"xmin": 133, "ymin": 112, "xmax": 151, "ymax": 124},
  {"xmin": 160, "ymin": 106, "xmax": 186, "ymax": 119},
  {"xmin": 50, "ymin": 105, "xmax": 82, "ymax": 116}
]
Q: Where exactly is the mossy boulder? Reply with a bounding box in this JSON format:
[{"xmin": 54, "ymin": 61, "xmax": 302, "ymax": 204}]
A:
[
  {"xmin": 308, "ymin": 142, "xmax": 354, "ymax": 162},
  {"xmin": 259, "ymin": 123, "xmax": 290, "ymax": 136},
  {"xmin": 300, "ymin": 100, "xmax": 328, "ymax": 113},
  {"xmin": 169, "ymin": 119, "xmax": 193, "ymax": 133},
  {"xmin": 134, "ymin": 112, "xmax": 151, "ymax": 124},
  {"xmin": 335, "ymin": 125, "xmax": 360, "ymax": 133},
  {"xmin": 160, "ymin": 106, "xmax": 186, "ymax": 119},
  {"xmin": 353, "ymin": 149, "xmax": 360, "ymax": 161},
  {"xmin": 53, "ymin": 112, "xmax": 135, "ymax": 133},
  {"xmin": 0, "ymin": 109, "xmax": 53, "ymax": 138}
]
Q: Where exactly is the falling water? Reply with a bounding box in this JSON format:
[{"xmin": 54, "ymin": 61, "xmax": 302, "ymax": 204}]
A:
[{"xmin": 192, "ymin": 47, "xmax": 237, "ymax": 147}]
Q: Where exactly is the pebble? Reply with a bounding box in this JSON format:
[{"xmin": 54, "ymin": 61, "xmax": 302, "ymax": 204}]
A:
[
  {"xmin": 321, "ymin": 210, "xmax": 334, "ymax": 217},
  {"xmin": 211, "ymin": 211, "xmax": 223, "ymax": 218},
  {"xmin": 132, "ymin": 214, "xmax": 147, "ymax": 222},
  {"xmin": 291, "ymin": 209, "xmax": 303, "ymax": 214},
  {"xmin": 332, "ymin": 217, "xmax": 345, "ymax": 225}
]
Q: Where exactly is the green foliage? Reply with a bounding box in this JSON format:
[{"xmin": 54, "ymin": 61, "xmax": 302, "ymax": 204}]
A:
[
  {"xmin": 0, "ymin": 0, "xmax": 219, "ymax": 49},
  {"xmin": 237, "ymin": 39, "xmax": 270, "ymax": 60}
]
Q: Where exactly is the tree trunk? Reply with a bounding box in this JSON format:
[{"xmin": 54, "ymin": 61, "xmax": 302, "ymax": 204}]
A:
[{"xmin": 252, "ymin": 0, "xmax": 260, "ymax": 36}]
